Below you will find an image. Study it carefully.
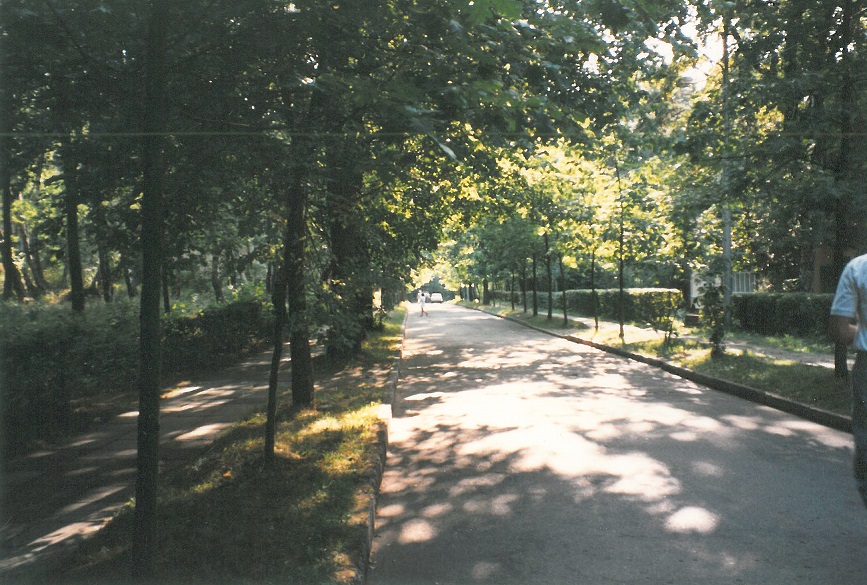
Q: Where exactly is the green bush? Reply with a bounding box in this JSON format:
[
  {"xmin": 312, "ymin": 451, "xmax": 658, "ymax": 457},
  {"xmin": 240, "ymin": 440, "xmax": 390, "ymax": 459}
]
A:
[
  {"xmin": 492, "ymin": 288, "xmax": 684, "ymax": 328},
  {"xmin": 732, "ymin": 293, "xmax": 833, "ymax": 337},
  {"xmin": 1, "ymin": 299, "xmax": 273, "ymax": 458}
]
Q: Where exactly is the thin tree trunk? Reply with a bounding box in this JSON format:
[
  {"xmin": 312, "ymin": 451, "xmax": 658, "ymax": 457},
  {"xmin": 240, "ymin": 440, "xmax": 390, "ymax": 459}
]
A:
[
  {"xmin": 122, "ymin": 254, "xmax": 138, "ymax": 298},
  {"xmin": 591, "ymin": 248, "xmax": 598, "ymax": 331},
  {"xmin": 521, "ymin": 265, "xmax": 528, "ymax": 313},
  {"xmin": 210, "ymin": 254, "xmax": 224, "ymax": 302},
  {"xmin": 264, "ymin": 238, "xmax": 288, "ymax": 462},
  {"xmin": 559, "ymin": 253, "xmax": 568, "ymax": 326},
  {"xmin": 132, "ymin": 0, "xmax": 168, "ymax": 578},
  {"xmin": 64, "ymin": 166, "xmax": 85, "ymax": 312},
  {"xmin": 286, "ymin": 166, "xmax": 314, "ymax": 408},
  {"xmin": 20, "ymin": 227, "xmax": 48, "ymax": 294},
  {"xmin": 0, "ymin": 27, "xmax": 24, "ymax": 302},
  {"xmin": 544, "ymin": 231, "xmax": 553, "ymax": 320},
  {"xmin": 510, "ymin": 273, "xmax": 516, "ymax": 311},
  {"xmin": 833, "ymin": 0, "xmax": 857, "ymax": 379},
  {"xmin": 97, "ymin": 240, "xmax": 112, "ymax": 303},
  {"xmin": 531, "ymin": 252, "xmax": 538, "ymax": 317},
  {"xmin": 161, "ymin": 264, "xmax": 170, "ymax": 313}
]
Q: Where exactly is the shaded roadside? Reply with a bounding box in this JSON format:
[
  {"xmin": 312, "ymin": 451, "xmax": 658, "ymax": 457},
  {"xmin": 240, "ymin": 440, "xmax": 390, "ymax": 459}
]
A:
[{"xmin": 0, "ymin": 345, "xmax": 292, "ymax": 583}]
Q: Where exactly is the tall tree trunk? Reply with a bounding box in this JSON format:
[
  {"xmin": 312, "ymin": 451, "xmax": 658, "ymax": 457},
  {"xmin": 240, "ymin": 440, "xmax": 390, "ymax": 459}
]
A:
[
  {"xmin": 161, "ymin": 263, "xmax": 170, "ymax": 313},
  {"xmin": 510, "ymin": 273, "xmax": 516, "ymax": 311},
  {"xmin": 286, "ymin": 166, "xmax": 314, "ymax": 408},
  {"xmin": 20, "ymin": 227, "xmax": 48, "ymax": 295},
  {"xmin": 121, "ymin": 253, "xmax": 138, "ymax": 299},
  {"xmin": 264, "ymin": 237, "xmax": 288, "ymax": 463},
  {"xmin": 132, "ymin": 0, "xmax": 168, "ymax": 578},
  {"xmin": 832, "ymin": 0, "xmax": 857, "ymax": 379},
  {"xmin": 210, "ymin": 254, "xmax": 224, "ymax": 302},
  {"xmin": 531, "ymin": 252, "xmax": 538, "ymax": 317},
  {"xmin": 0, "ymin": 25, "xmax": 24, "ymax": 302},
  {"xmin": 559, "ymin": 253, "xmax": 568, "ymax": 326},
  {"xmin": 64, "ymin": 164, "xmax": 85, "ymax": 312},
  {"xmin": 97, "ymin": 240, "xmax": 112, "ymax": 303},
  {"xmin": 544, "ymin": 231, "xmax": 553, "ymax": 320},
  {"xmin": 591, "ymin": 248, "xmax": 598, "ymax": 331},
  {"xmin": 521, "ymin": 265, "xmax": 528, "ymax": 313}
]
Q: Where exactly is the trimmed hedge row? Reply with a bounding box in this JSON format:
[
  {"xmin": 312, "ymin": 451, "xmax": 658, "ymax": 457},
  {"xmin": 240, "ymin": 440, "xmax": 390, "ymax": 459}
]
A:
[
  {"xmin": 732, "ymin": 293, "xmax": 833, "ymax": 337},
  {"xmin": 493, "ymin": 288, "xmax": 683, "ymax": 329},
  {"xmin": 493, "ymin": 289, "xmax": 835, "ymax": 338},
  {"xmin": 1, "ymin": 299, "xmax": 273, "ymax": 458}
]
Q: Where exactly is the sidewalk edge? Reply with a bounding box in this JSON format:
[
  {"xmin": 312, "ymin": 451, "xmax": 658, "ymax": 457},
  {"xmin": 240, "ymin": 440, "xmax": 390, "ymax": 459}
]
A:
[{"xmin": 353, "ymin": 307, "xmax": 407, "ymax": 584}]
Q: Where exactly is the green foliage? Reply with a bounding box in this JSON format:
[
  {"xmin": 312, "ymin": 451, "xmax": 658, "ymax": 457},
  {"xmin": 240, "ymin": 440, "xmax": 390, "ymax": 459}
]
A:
[
  {"xmin": 733, "ymin": 292, "xmax": 834, "ymax": 338},
  {"xmin": 1, "ymin": 299, "xmax": 272, "ymax": 458},
  {"xmin": 697, "ymin": 265, "xmax": 728, "ymax": 358},
  {"xmin": 161, "ymin": 299, "xmax": 273, "ymax": 375},
  {"xmin": 508, "ymin": 287, "xmax": 683, "ymax": 327}
]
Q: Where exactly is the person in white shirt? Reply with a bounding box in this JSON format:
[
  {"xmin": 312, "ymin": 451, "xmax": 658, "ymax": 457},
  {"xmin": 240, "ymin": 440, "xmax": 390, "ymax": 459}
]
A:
[
  {"xmin": 830, "ymin": 253, "xmax": 867, "ymax": 508},
  {"xmin": 417, "ymin": 290, "xmax": 427, "ymax": 316}
]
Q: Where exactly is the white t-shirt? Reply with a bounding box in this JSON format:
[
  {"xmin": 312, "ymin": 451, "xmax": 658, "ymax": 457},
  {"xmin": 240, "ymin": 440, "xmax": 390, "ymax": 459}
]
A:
[{"xmin": 831, "ymin": 253, "xmax": 867, "ymax": 351}]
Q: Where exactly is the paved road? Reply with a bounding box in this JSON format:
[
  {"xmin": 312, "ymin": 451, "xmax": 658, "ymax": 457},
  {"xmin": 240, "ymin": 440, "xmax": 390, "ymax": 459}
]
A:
[
  {"xmin": 0, "ymin": 347, "xmax": 289, "ymax": 583},
  {"xmin": 369, "ymin": 303, "xmax": 867, "ymax": 585}
]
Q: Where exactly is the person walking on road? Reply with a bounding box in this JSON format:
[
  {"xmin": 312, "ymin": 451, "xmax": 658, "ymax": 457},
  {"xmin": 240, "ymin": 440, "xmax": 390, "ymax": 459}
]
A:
[
  {"xmin": 831, "ymin": 253, "xmax": 867, "ymax": 508},
  {"xmin": 417, "ymin": 290, "xmax": 427, "ymax": 316}
]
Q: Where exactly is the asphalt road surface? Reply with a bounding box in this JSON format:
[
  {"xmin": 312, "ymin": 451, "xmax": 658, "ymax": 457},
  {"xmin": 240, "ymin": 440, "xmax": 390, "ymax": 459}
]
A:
[{"xmin": 368, "ymin": 303, "xmax": 867, "ymax": 585}]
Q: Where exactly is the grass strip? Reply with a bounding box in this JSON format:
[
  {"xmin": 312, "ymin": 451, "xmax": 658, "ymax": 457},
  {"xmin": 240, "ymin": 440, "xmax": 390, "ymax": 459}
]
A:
[
  {"xmin": 462, "ymin": 302, "xmax": 851, "ymax": 418},
  {"xmin": 55, "ymin": 306, "xmax": 406, "ymax": 585}
]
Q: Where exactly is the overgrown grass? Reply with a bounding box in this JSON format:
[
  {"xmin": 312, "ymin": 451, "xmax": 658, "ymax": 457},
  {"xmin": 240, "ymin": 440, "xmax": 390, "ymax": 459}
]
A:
[{"xmin": 54, "ymin": 306, "xmax": 406, "ymax": 585}]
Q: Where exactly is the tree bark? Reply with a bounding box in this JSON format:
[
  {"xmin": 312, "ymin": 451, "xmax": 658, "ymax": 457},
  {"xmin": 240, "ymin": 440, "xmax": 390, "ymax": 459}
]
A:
[
  {"xmin": 591, "ymin": 248, "xmax": 598, "ymax": 331},
  {"xmin": 0, "ymin": 23, "xmax": 24, "ymax": 302},
  {"xmin": 832, "ymin": 0, "xmax": 857, "ymax": 379},
  {"xmin": 210, "ymin": 254, "xmax": 224, "ymax": 302},
  {"xmin": 64, "ymin": 163, "xmax": 85, "ymax": 312},
  {"xmin": 264, "ymin": 237, "xmax": 288, "ymax": 463},
  {"xmin": 544, "ymin": 231, "xmax": 553, "ymax": 320},
  {"xmin": 20, "ymin": 226, "xmax": 48, "ymax": 295},
  {"xmin": 286, "ymin": 166, "xmax": 314, "ymax": 408},
  {"xmin": 559, "ymin": 253, "xmax": 568, "ymax": 326},
  {"xmin": 97, "ymin": 240, "xmax": 112, "ymax": 303},
  {"xmin": 132, "ymin": 0, "xmax": 168, "ymax": 579},
  {"xmin": 531, "ymin": 252, "xmax": 538, "ymax": 317},
  {"xmin": 121, "ymin": 253, "xmax": 138, "ymax": 298}
]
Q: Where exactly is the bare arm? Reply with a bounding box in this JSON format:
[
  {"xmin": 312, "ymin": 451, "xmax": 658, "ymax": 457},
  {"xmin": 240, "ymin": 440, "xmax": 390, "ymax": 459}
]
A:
[{"xmin": 830, "ymin": 315, "xmax": 857, "ymax": 346}]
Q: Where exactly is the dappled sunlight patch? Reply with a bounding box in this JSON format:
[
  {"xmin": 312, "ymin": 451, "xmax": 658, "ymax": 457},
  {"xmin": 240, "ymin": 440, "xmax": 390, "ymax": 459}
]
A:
[
  {"xmin": 405, "ymin": 391, "xmax": 448, "ymax": 401},
  {"xmin": 421, "ymin": 502, "xmax": 453, "ymax": 517},
  {"xmin": 378, "ymin": 503, "xmax": 406, "ymax": 518},
  {"xmin": 472, "ymin": 561, "xmax": 501, "ymax": 580},
  {"xmin": 664, "ymin": 506, "xmax": 720, "ymax": 534},
  {"xmin": 449, "ymin": 473, "xmax": 509, "ymax": 497},
  {"xmin": 398, "ymin": 518, "xmax": 437, "ymax": 544},
  {"xmin": 692, "ymin": 461, "xmax": 724, "ymax": 477}
]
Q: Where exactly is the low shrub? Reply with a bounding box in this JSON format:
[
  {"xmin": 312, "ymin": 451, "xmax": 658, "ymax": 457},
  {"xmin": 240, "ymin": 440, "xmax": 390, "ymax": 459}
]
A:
[
  {"xmin": 495, "ymin": 288, "xmax": 683, "ymax": 328},
  {"xmin": 732, "ymin": 293, "xmax": 833, "ymax": 337},
  {"xmin": 1, "ymin": 299, "xmax": 273, "ymax": 458}
]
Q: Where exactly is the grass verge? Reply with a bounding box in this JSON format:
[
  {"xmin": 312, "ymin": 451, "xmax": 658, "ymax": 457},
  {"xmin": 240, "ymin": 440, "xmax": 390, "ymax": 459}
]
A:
[
  {"xmin": 461, "ymin": 301, "xmax": 851, "ymax": 418},
  {"xmin": 54, "ymin": 306, "xmax": 406, "ymax": 585}
]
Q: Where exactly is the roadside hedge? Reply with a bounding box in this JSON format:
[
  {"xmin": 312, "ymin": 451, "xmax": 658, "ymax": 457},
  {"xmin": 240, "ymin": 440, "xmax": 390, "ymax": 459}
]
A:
[
  {"xmin": 1, "ymin": 299, "xmax": 273, "ymax": 458},
  {"xmin": 732, "ymin": 293, "xmax": 833, "ymax": 337},
  {"xmin": 493, "ymin": 288, "xmax": 683, "ymax": 329}
]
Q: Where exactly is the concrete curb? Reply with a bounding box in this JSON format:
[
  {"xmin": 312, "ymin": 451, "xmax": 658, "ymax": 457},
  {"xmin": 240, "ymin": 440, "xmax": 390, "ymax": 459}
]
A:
[
  {"xmin": 471, "ymin": 306, "xmax": 852, "ymax": 434},
  {"xmin": 353, "ymin": 308, "xmax": 407, "ymax": 584}
]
